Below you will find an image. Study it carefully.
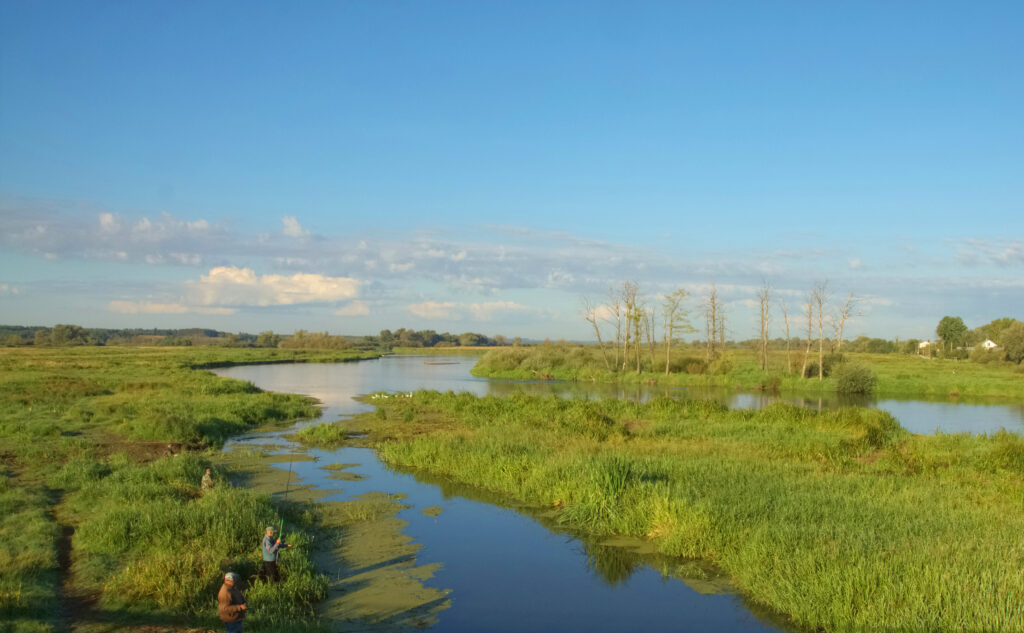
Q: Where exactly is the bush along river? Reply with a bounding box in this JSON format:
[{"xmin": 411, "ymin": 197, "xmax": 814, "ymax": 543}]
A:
[{"xmin": 214, "ymin": 355, "xmax": 1024, "ymax": 632}]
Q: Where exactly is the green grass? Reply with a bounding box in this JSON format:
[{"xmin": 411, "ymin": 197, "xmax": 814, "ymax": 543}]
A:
[
  {"xmin": 471, "ymin": 344, "xmax": 1024, "ymax": 399},
  {"xmin": 0, "ymin": 346, "xmax": 377, "ymax": 632},
  {"xmin": 358, "ymin": 391, "xmax": 1024, "ymax": 633}
]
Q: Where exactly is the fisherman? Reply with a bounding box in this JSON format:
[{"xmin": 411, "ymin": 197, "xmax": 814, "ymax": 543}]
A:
[
  {"xmin": 261, "ymin": 526, "xmax": 293, "ymax": 583},
  {"xmin": 201, "ymin": 467, "xmax": 215, "ymax": 492},
  {"xmin": 217, "ymin": 571, "xmax": 247, "ymax": 633}
]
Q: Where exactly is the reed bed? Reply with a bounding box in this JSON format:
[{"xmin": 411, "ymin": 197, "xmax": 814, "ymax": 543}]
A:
[{"xmin": 362, "ymin": 391, "xmax": 1024, "ymax": 632}]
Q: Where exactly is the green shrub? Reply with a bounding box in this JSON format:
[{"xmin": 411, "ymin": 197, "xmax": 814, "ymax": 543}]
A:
[{"xmin": 834, "ymin": 363, "xmax": 877, "ymax": 395}]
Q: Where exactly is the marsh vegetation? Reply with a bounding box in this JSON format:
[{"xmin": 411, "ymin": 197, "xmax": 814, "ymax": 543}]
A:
[
  {"xmin": 0, "ymin": 346, "xmax": 376, "ymax": 633},
  {"xmin": 354, "ymin": 390, "xmax": 1024, "ymax": 632}
]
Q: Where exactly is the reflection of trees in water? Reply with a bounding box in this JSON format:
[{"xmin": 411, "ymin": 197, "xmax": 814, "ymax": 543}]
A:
[{"xmin": 583, "ymin": 541, "xmax": 642, "ymax": 586}]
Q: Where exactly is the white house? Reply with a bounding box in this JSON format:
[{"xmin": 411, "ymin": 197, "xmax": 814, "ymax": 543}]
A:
[
  {"xmin": 982, "ymin": 339, "xmax": 998, "ymax": 350},
  {"xmin": 918, "ymin": 340, "xmax": 932, "ymax": 349}
]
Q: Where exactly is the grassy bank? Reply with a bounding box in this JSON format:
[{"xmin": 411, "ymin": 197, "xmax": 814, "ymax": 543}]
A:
[
  {"xmin": 352, "ymin": 391, "xmax": 1024, "ymax": 633},
  {"xmin": 0, "ymin": 346, "xmax": 376, "ymax": 633},
  {"xmin": 471, "ymin": 344, "xmax": 1024, "ymax": 399}
]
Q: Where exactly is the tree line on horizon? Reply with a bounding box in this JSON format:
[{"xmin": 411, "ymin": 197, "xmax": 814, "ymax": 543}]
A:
[{"xmin": 0, "ymin": 324, "xmax": 516, "ymax": 351}]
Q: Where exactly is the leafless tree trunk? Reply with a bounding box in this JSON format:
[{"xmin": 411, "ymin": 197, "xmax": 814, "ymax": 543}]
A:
[
  {"xmin": 801, "ymin": 297, "xmax": 813, "ymax": 378},
  {"xmin": 582, "ymin": 296, "xmax": 612, "ymax": 371},
  {"xmin": 644, "ymin": 308, "xmax": 656, "ymax": 372},
  {"xmin": 618, "ymin": 281, "xmax": 641, "ymax": 373},
  {"xmin": 812, "ymin": 281, "xmax": 830, "ymax": 381},
  {"xmin": 662, "ymin": 288, "xmax": 690, "ymax": 375},
  {"xmin": 632, "ymin": 302, "xmax": 644, "ymax": 375},
  {"xmin": 757, "ymin": 281, "xmax": 771, "ymax": 373},
  {"xmin": 617, "ymin": 283, "xmax": 639, "ymax": 371},
  {"xmin": 704, "ymin": 285, "xmax": 720, "ymax": 362},
  {"xmin": 608, "ymin": 290, "xmax": 623, "ymax": 370},
  {"xmin": 780, "ymin": 300, "xmax": 792, "ymax": 375},
  {"xmin": 835, "ymin": 292, "xmax": 860, "ymax": 352}
]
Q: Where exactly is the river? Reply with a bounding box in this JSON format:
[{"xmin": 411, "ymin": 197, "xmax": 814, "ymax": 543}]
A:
[{"xmin": 214, "ymin": 355, "xmax": 1024, "ymax": 632}]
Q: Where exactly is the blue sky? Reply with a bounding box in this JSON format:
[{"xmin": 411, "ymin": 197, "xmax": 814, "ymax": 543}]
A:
[{"xmin": 1, "ymin": 1, "xmax": 1021, "ymax": 341}]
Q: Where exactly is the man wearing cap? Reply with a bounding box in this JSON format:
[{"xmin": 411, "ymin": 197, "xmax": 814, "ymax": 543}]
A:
[
  {"xmin": 261, "ymin": 526, "xmax": 292, "ymax": 583},
  {"xmin": 217, "ymin": 572, "xmax": 247, "ymax": 632}
]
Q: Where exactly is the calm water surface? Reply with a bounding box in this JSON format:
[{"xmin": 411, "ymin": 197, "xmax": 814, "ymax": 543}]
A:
[{"xmin": 215, "ymin": 355, "xmax": 1024, "ymax": 632}]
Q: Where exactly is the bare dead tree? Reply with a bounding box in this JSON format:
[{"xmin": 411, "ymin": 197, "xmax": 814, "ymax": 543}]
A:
[
  {"xmin": 582, "ymin": 296, "xmax": 612, "ymax": 371},
  {"xmin": 662, "ymin": 287, "xmax": 691, "ymax": 375},
  {"xmin": 812, "ymin": 281, "xmax": 830, "ymax": 381},
  {"xmin": 619, "ymin": 281, "xmax": 641, "ymax": 372},
  {"xmin": 780, "ymin": 299, "xmax": 793, "ymax": 375},
  {"xmin": 800, "ymin": 296, "xmax": 813, "ymax": 379},
  {"xmin": 835, "ymin": 292, "xmax": 861, "ymax": 352},
  {"xmin": 644, "ymin": 307, "xmax": 657, "ymax": 372},
  {"xmin": 704, "ymin": 285, "xmax": 720, "ymax": 362},
  {"xmin": 757, "ymin": 281, "xmax": 771, "ymax": 373},
  {"xmin": 606, "ymin": 287, "xmax": 623, "ymax": 370}
]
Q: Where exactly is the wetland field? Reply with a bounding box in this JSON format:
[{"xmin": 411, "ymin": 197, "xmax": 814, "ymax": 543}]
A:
[{"xmin": 3, "ymin": 347, "xmax": 1024, "ymax": 633}]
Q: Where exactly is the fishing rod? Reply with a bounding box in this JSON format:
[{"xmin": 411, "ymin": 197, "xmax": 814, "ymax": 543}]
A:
[{"xmin": 280, "ymin": 451, "xmax": 294, "ymax": 539}]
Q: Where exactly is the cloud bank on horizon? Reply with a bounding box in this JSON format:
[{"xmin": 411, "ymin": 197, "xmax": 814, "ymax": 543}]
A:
[{"xmin": 1, "ymin": 202, "xmax": 1021, "ymax": 341}]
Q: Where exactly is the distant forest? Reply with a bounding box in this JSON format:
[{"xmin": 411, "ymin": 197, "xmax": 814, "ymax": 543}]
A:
[{"xmin": 0, "ymin": 324, "xmax": 515, "ymax": 350}]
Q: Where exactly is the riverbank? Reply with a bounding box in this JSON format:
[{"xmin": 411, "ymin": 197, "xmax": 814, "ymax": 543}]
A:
[
  {"xmin": 351, "ymin": 390, "xmax": 1024, "ymax": 633},
  {"xmin": 0, "ymin": 346, "xmax": 377, "ymax": 633},
  {"xmin": 471, "ymin": 345, "xmax": 1024, "ymax": 399}
]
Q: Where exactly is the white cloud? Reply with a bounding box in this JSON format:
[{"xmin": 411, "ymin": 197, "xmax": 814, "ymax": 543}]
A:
[
  {"xmin": 189, "ymin": 266, "xmax": 361, "ymax": 307},
  {"xmin": 334, "ymin": 300, "xmax": 370, "ymax": 316},
  {"xmin": 171, "ymin": 253, "xmax": 202, "ymax": 266},
  {"xmin": 955, "ymin": 238, "xmax": 1024, "ymax": 266},
  {"xmin": 390, "ymin": 262, "xmax": 414, "ymax": 273},
  {"xmin": 282, "ymin": 216, "xmax": 310, "ymax": 238},
  {"xmin": 849, "ymin": 258, "xmax": 862, "ymax": 269},
  {"xmin": 187, "ymin": 219, "xmax": 210, "ymax": 231},
  {"xmin": 407, "ymin": 301, "xmax": 459, "ymax": 319},
  {"xmin": 108, "ymin": 300, "xmax": 189, "ymax": 314},
  {"xmin": 546, "ymin": 270, "xmax": 575, "ymax": 287},
  {"xmin": 586, "ymin": 304, "xmax": 617, "ymax": 322},
  {"xmin": 469, "ymin": 301, "xmax": 527, "ymax": 320},
  {"xmin": 98, "ymin": 212, "xmax": 119, "ymax": 232},
  {"xmin": 0, "ymin": 284, "xmax": 18, "ymax": 295},
  {"xmin": 108, "ymin": 300, "xmax": 236, "ymax": 315},
  {"xmin": 451, "ymin": 250, "xmax": 467, "ymax": 261}
]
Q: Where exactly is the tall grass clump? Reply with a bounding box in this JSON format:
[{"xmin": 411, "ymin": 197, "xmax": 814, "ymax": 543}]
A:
[
  {"xmin": 364, "ymin": 390, "xmax": 1024, "ymax": 633},
  {"xmin": 833, "ymin": 363, "xmax": 876, "ymax": 395},
  {"xmin": 294, "ymin": 421, "xmax": 350, "ymax": 447},
  {"xmin": 65, "ymin": 454, "xmax": 327, "ymax": 626}
]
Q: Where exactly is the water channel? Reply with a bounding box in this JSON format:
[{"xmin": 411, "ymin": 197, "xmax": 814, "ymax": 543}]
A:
[{"xmin": 215, "ymin": 355, "xmax": 1024, "ymax": 632}]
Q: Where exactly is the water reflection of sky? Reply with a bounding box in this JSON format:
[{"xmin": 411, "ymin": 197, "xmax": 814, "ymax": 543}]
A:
[{"xmin": 219, "ymin": 355, "xmax": 1024, "ymax": 436}]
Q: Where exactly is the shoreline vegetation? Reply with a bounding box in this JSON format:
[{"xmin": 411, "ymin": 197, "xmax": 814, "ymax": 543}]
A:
[
  {"xmin": 0, "ymin": 347, "xmax": 378, "ymax": 633},
  {"xmin": 353, "ymin": 390, "xmax": 1024, "ymax": 633},
  {"xmin": 470, "ymin": 344, "xmax": 1024, "ymax": 399}
]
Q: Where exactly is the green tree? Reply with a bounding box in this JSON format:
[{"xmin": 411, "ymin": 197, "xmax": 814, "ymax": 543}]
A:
[
  {"xmin": 936, "ymin": 316, "xmax": 968, "ymax": 351},
  {"xmin": 256, "ymin": 330, "xmax": 281, "ymax": 348},
  {"xmin": 977, "ymin": 318, "xmax": 1019, "ymax": 344},
  {"xmin": 1001, "ymin": 321, "xmax": 1024, "ymax": 363}
]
